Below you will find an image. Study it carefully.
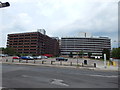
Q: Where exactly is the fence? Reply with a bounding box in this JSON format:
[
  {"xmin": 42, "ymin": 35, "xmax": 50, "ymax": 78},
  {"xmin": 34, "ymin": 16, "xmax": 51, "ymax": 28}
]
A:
[{"xmin": 2, "ymin": 59, "xmax": 98, "ymax": 68}]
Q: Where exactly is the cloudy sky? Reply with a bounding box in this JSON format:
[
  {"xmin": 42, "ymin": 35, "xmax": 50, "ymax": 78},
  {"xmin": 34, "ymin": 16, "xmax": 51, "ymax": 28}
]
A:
[{"xmin": 0, "ymin": 0, "xmax": 119, "ymax": 48}]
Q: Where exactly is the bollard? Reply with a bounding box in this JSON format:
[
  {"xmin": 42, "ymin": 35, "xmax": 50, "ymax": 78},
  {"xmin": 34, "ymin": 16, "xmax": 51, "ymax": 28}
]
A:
[
  {"xmin": 94, "ymin": 63, "xmax": 96, "ymax": 68},
  {"xmin": 19, "ymin": 59, "xmax": 21, "ymax": 63},
  {"xmin": 51, "ymin": 61, "xmax": 55, "ymax": 65},
  {"xmin": 60, "ymin": 61, "xmax": 62, "ymax": 65},
  {"xmin": 70, "ymin": 62, "xmax": 72, "ymax": 66},
  {"xmin": 112, "ymin": 61, "xmax": 116, "ymax": 66},
  {"xmin": 5, "ymin": 59, "xmax": 7, "ymax": 62},
  {"xmin": 107, "ymin": 61, "xmax": 110, "ymax": 66},
  {"xmin": 51, "ymin": 61, "xmax": 52, "ymax": 65},
  {"xmin": 34, "ymin": 60, "xmax": 36, "ymax": 63},
  {"xmin": 26, "ymin": 60, "xmax": 28, "ymax": 63},
  {"xmin": 84, "ymin": 60, "xmax": 87, "ymax": 65},
  {"xmin": 42, "ymin": 61, "xmax": 44, "ymax": 64},
  {"xmin": 12, "ymin": 59, "xmax": 14, "ymax": 62},
  {"xmin": 82, "ymin": 63, "xmax": 84, "ymax": 67}
]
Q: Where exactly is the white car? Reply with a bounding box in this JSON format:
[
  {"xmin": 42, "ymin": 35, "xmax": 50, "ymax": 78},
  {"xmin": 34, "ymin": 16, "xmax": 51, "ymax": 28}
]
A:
[
  {"xmin": 33, "ymin": 56, "xmax": 42, "ymax": 59},
  {"xmin": 0, "ymin": 54, "xmax": 8, "ymax": 57},
  {"xmin": 42, "ymin": 56, "xmax": 48, "ymax": 59},
  {"xmin": 33, "ymin": 56, "xmax": 48, "ymax": 59}
]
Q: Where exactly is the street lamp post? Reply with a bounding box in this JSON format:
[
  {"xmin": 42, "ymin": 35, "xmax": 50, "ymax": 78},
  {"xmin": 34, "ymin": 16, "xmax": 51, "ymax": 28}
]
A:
[
  {"xmin": 76, "ymin": 52, "xmax": 79, "ymax": 66},
  {"xmin": 0, "ymin": 1, "xmax": 10, "ymax": 8}
]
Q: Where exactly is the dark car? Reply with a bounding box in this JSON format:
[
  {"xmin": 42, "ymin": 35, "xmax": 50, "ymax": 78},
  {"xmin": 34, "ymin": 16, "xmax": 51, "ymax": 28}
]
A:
[{"xmin": 56, "ymin": 57, "xmax": 68, "ymax": 61}]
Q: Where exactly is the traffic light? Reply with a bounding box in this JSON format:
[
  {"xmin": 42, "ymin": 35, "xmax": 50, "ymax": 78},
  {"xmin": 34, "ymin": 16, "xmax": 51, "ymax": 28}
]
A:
[{"xmin": 0, "ymin": 2, "xmax": 10, "ymax": 8}]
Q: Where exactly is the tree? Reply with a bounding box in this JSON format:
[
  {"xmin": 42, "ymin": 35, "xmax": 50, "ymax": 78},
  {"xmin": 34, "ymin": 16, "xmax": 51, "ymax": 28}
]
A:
[
  {"xmin": 20, "ymin": 53, "xmax": 29, "ymax": 56},
  {"xmin": 0, "ymin": 47, "xmax": 4, "ymax": 53},
  {"xmin": 102, "ymin": 48, "xmax": 110, "ymax": 60},
  {"xmin": 3, "ymin": 47, "xmax": 16, "ymax": 56},
  {"xmin": 88, "ymin": 52, "xmax": 92, "ymax": 58},
  {"xmin": 69, "ymin": 52, "xmax": 73, "ymax": 58},
  {"xmin": 15, "ymin": 53, "xmax": 21, "ymax": 57},
  {"xmin": 79, "ymin": 50, "xmax": 84, "ymax": 58},
  {"xmin": 112, "ymin": 48, "xmax": 120, "ymax": 59}
]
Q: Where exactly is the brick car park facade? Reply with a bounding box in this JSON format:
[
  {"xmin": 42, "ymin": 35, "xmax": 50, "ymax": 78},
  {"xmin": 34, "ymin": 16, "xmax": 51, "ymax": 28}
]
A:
[{"xmin": 7, "ymin": 30, "xmax": 59, "ymax": 56}]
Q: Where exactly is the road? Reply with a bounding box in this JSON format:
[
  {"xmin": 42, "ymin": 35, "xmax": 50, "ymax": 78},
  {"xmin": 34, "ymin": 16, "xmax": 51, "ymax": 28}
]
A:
[{"xmin": 2, "ymin": 63, "xmax": 118, "ymax": 88}]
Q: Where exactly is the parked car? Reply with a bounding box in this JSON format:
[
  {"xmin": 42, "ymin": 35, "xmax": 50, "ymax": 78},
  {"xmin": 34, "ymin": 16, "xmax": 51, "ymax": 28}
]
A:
[
  {"xmin": 33, "ymin": 56, "xmax": 42, "ymax": 59},
  {"xmin": 42, "ymin": 56, "xmax": 48, "ymax": 59},
  {"xmin": 56, "ymin": 57, "xmax": 68, "ymax": 61},
  {"xmin": 20, "ymin": 56, "xmax": 34, "ymax": 60},
  {"xmin": 33, "ymin": 56, "xmax": 48, "ymax": 59},
  {"xmin": 43, "ymin": 54, "xmax": 53, "ymax": 57},
  {"xmin": 0, "ymin": 54, "xmax": 8, "ymax": 57},
  {"xmin": 12, "ymin": 56, "xmax": 20, "ymax": 59}
]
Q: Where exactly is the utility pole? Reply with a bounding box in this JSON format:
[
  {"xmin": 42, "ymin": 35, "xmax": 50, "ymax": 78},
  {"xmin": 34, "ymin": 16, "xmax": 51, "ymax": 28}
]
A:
[{"xmin": 104, "ymin": 54, "xmax": 107, "ymax": 68}]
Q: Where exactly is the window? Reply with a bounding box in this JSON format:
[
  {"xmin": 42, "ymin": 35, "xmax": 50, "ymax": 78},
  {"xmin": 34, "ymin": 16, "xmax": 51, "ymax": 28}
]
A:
[
  {"xmin": 14, "ymin": 38, "xmax": 18, "ymax": 40},
  {"xmin": 31, "ymin": 43, "xmax": 36, "ymax": 44},
  {"xmin": 18, "ymin": 46, "xmax": 23, "ymax": 47},
  {"xmin": 9, "ymin": 38, "xmax": 13, "ymax": 40},
  {"xmin": 19, "ymin": 38, "xmax": 24, "ymax": 39},
  {"xmin": 24, "ymin": 43, "xmax": 29, "ymax": 45},
  {"xmin": 24, "ymin": 49, "xmax": 29, "ymax": 50},
  {"xmin": 18, "ymin": 52, "xmax": 22, "ymax": 53},
  {"xmin": 31, "ymin": 40, "xmax": 37, "ymax": 42},
  {"xmin": 19, "ymin": 43, "xmax": 23, "ymax": 45},
  {"xmin": 25, "ymin": 37, "xmax": 30, "ymax": 39},
  {"xmin": 30, "ymin": 49, "xmax": 36, "ymax": 50},
  {"xmin": 31, "ymin": 34, "xmax": 37, "ymax": 36},
  {"xmin": 25, "ymin": 34, "xmax": 30, "ymax": 36},
  {"xmin": 14, "ymin": 41, "xmax": 18, "ymax": 42},
  {"xmin": 31, "ymin": 37, "xmax": 37, "ymax": 39},
  {"xmin": 30, "ymin": 52, "xmax": 36, "ymax": 53},
  {"xmin": 20, "ymin": 35, "xmax": 24, "ymax": 36},
  {"xmin": 13, "ymin": 46, "xmax": 17, "ymax": 48},
  {"xmin": 13, "ymin": 43, "xmax": 17, "ymax": 45},
  {"xmin": 24, "ymin": 46, "xmax": 29, "ymax": 47},
  {"xmin": 25, "ymin": 40, "xmax": 30, "ymax": 42},
  {"xmin": 24, "ymin": 52, "xmax": 29, "ymax": 53},
  {"xmin": 19, "ymin": 40, "xmax": 23, "ymax": 42},
  {"xmin": 18, "ymin": 49, "xmax": 22, "ymax": 50},
  {"xmin": 31, "ymin": 46, "xmax": 36, "ymax": 47}
]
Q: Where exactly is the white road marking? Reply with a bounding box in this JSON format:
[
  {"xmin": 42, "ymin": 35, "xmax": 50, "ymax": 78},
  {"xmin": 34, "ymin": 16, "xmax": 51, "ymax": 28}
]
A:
[
  {"xmin": 89, "ymin": 74, "xmax": 118, "ymax": 78},
  {"xmin": 22, "ymin": 75, "xmax": 69, "ymax": 87},
  {"xmin": 51, "ymin": 79, "xmax": 69, "ymax": 87},
  {"xmin": 0, "ymin": 87, "xmax": 6, "ymax": 90},
  {"xmin": 22, "ymin": 75, "xmax": 31, "ymax": 78}
]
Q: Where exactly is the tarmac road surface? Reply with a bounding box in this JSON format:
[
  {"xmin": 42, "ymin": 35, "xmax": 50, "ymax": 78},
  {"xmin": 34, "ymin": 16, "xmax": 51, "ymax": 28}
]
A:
[{"xmin": 2, "ymin": 63, "xmax": 118, "ymax": 88}]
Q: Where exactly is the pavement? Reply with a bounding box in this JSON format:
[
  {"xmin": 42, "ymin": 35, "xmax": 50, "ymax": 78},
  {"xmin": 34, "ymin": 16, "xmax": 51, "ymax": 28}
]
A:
[
  {"xmin": 0, "ymin": 57, "xmax": 119, "ymax": 71},
  {"xmin": 93, "ymin": 65, "xmax": 118, "ymax": 71}
]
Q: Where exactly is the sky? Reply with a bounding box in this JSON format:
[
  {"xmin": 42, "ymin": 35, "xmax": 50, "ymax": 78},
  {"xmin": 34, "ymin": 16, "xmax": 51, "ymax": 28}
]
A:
[{"xmin": 0, "ymin": 0, "xmax": 119, "ymax": 48}]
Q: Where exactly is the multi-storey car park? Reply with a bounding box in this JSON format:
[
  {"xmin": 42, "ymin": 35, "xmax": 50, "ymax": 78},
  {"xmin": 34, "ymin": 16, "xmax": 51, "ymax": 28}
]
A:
[
  {"xmin": 7, "ymin": 30, "xmax": 111, "ymax": 58},
  {"xmin": 60, "ymin": 36, "xmax": 111, "ymax": 58},
  {"xmin": 7, "ymin": 29, "xmax": 59, "ymax": 56}
]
